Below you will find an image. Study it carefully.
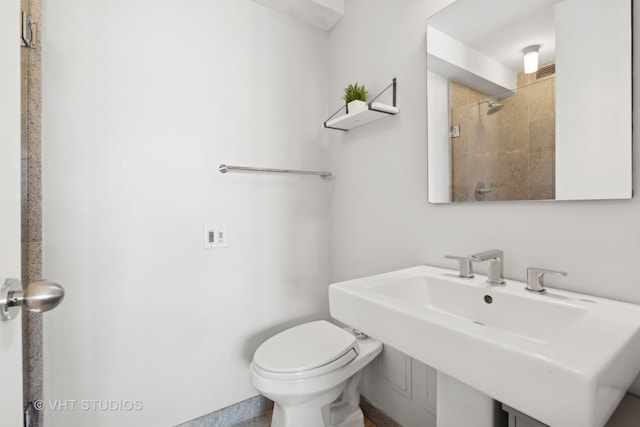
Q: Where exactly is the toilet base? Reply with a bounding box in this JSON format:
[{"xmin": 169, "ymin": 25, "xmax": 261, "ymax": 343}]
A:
[
  {"xmin": 322, "ymin": 370, "xmax": 365, "ymax": 426},
  {"xmin": 270, "ymin": 382, "xmax": 345, "ymax": 427},
  {"xmin": 268, "ymin": 375, "xmax": 366, "ymax": 427},
  {"xmin": 271, "ymin": 401, "xmax": 364, "ymax": 427},
  {"xmin": 323, "ymin": 405, "xmax": 364, "ymax": 427},
  {"xmin": 338, "ymin": 410, "xmax": 364, "ymax": 427}
]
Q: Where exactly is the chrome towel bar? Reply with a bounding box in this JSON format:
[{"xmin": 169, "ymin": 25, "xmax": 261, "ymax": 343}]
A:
[{"xmin": 219, "ymin": 164, "xmax": 332, "ymax": 179}]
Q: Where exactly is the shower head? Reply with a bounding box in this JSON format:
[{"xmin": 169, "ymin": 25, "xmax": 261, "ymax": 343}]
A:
[
  {"xmin": 478, "ymin": 99, "xmax": 504, "ymax": 115},
  {"xmin": 487, "ymin": 103, "xmax": 504, "ymax": 115}
]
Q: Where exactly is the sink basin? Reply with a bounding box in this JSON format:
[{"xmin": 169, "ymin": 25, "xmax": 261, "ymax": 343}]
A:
[
  {"xmin": 372, "ymin": 273, "xmax": 587, "ymax": 344},
  {"xmin": 329, "ymin": 265, "xmax": 640, "ymax": 427}
]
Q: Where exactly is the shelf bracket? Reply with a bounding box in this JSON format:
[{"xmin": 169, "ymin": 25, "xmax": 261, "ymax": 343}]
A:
[{"xmin": 324, "ymin": 78, "xmax": 398, "ymax": 132}]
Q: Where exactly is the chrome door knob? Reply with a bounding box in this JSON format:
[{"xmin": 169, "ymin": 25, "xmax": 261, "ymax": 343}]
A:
[{"xmin": 1, "ymin": 278, "xmax": 65, "ymax": 321}]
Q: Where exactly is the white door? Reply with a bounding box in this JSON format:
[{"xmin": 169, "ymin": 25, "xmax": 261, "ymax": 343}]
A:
[{"xmin": 0, "ymin": 0, "xmax": 26, "ymax": 425}]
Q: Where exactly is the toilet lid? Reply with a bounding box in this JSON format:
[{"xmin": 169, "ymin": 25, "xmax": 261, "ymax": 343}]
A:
[{"xmin": 253, "ymin": 321, "xmax": 358, "ymax": 373}]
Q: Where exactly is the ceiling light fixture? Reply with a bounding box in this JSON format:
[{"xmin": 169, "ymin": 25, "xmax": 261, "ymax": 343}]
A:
[{"xmin": 522, "ymin": 45, "xmax": 540, "ymax": 74}]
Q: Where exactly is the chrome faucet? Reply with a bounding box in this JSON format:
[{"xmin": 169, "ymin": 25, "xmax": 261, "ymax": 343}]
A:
[
  {"xmin": 445, "ymin": 255, "xmax": 474, "ymax": 278},
  {"xmin": 469, "ymin": 249, "xmax": 505, "ymax": 285},
  {"xmin": 526, "ymin": 267, "xmax": 567, "ymax": 294}
]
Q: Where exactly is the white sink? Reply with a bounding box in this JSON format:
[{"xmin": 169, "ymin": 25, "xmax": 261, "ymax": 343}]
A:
[{"xmin": 329, "ymin": 265, "xmax": 640, "ymax": 427}]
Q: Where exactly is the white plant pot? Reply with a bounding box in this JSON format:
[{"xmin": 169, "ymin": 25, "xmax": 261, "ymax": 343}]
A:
[{"xmin": 347, "ymin": 100, "xmax": 367, "ymax": 113}]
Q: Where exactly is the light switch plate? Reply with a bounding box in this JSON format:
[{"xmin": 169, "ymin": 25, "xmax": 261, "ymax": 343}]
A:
[{"xmin": 204, "ymin": 225, "xmax": 227, "ymax": 249}]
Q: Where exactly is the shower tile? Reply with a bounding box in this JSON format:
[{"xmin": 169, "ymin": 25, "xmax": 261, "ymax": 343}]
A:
[
  {"xmin": 469, "ymin": 152, "xmax": 491, "ymax": 184},
  {"xmin": 450, "ymin": 82, "xmax": 484, "ymax": 108},
  {"xmin": 552, "ymin": 78, "xmax": 555, "ymax": 115},
  {"xmin": 529, "ymin": 185, "xmax": 554, "ymax": 200},
  {"xmin": 529, "ymin": 150, "xmax": 555, "ymax": 200},
  {"xmin": 453, "ymin": 185, "xmax": 472, "ymax": 202},
  {"xmin": 490, "ymin": 184, "xmax": 527, "ymax": 201},
  {"xmin": 460, "ymin": 123, "xmax": 473, "ymax": 150},
  {"xmin": 451, "ymin": 105, "xmax": 477, "ymax": 124},
  {"xmin": 498, "ymin": 92, "xmax": 528, "ymax": 127},
  {"xmin": 449, "ymin": 82, "xmax": 469, "ymax": 108},
  {"xmin": 517, "ymin": 71, "xmax": 535, "ymax": 87},
  {"xmin": 528, "ymin": 152, "xmax": 554, "ymax": 195},
  {"xmin": 528, "ymin": 78, "xmax": 554, "ymax": 122},
  {"xmin": 452, "ymin": 150, "xmax": 469, "ymax": 189},
  {"xmin": 468, "ymin": 87, "xmax": 488, "ymax": 103},
  {"xmin": 495, "ymin": 152, "xmax": 528, "ymax": 187},
  {"xmin": 529, "ymin": 119, "xmax": 555, "ymax": 153},
  {"xmin": 472, "ymin": 125, "xmax": 498, "ymax": 156},
  {"xmin": 498, "ymin": 122, "xmax": 529, "ymax": 154},
  {"xmin": 449, "ymin": 82, "xmax": 489, "ymax": 109},
  {"xmin": 505, "ymin": 185, "xmax": 530, "ymax": 201}
]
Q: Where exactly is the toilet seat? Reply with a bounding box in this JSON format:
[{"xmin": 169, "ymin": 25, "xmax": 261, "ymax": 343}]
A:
[
  {"xmin": 249, "ymin": 321, "xmax": 383, "ymax": 427},
  {"xmin": 253, "ymin": 320, "xmax": 359, "ymax": 380}
]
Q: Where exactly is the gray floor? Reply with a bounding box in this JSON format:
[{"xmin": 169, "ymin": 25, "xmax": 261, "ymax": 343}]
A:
[
  {"xmin": 606, "ymin": 395, "xmax": 640, "ymax": 427},
  {"xmin": 230, "ymin": 411, "xmax": 272, "ymax": 427}
]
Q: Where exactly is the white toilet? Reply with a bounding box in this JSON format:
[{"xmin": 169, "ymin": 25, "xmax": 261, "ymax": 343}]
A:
[{"xmin": 249, "ymin": 320, "xmax": 382, "ymax": 427}]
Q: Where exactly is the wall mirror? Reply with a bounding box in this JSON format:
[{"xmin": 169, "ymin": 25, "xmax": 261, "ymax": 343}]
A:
[{"xmin": 426, "ymin": 0, "xmax": 632, "ymax": 203}]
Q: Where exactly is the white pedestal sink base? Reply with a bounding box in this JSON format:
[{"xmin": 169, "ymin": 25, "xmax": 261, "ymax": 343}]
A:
[{"xmin": 437, "ymin": 372, "xmax": 502, "ymax": 427}]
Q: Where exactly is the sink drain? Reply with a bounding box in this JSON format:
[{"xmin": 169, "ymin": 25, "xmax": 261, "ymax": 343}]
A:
[{"xmin": 484, "ymin": 295, "xmax": 493, "ymax": 304}]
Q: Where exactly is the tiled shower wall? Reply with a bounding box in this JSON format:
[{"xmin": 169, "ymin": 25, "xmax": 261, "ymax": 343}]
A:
[
  {"xmin": 450, "ymin": 71, "xmax": 556, "ymax": 202},
  {"xmin": 20, "ymin": 0, "xmax": 43, "ymax": 425}
]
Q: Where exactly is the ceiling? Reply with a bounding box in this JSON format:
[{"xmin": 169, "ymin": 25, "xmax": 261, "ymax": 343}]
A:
[{"xmin": 252, "ymin": 0, "xmax": 344, "ymax": 31}]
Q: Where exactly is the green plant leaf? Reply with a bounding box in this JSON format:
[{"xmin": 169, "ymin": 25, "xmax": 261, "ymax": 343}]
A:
[{"xmin": 343, "ymin": 82, "xmax": 368, "ymax": 103}]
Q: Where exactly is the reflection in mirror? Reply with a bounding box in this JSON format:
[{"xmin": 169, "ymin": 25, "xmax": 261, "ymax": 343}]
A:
[
  {"xmin": 427, "ymin": 0, "xmax": 632, "ymax": 203},
  {"xmin": 450, "ymin": 75, "xmax": 555, "ymax": 202}
]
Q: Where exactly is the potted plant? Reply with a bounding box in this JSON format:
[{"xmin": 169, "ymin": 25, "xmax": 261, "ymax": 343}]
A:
[{"xmin": 343, "ymin": 82, "xmax": 368, "ymax": 113}]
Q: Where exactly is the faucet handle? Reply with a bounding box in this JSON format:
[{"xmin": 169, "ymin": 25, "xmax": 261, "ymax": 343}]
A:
[
  {"xmin": 526, "ymin": 267, "xmax": 568, "ymax": 294},
  {"xmin": 445, "ymin": 255, "xmax": 474, "ymax": 278}
]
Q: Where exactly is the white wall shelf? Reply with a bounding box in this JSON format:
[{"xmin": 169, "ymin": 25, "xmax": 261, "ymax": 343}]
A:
[{"xmin": 324, "ymin": 78, "xmax": 398, "ymax": 131}]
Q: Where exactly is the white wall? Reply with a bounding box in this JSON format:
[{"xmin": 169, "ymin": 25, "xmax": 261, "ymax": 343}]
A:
[
  {"xmin": 42, "ymin": 1, "xmax": 330, "ymax": 426},
  {"xmin": 328, "ymin": 0, "xmax": 640, "ymax": 424}
]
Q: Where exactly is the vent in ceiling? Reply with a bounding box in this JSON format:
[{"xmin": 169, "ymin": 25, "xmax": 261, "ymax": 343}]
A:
[{"xmin": 536, "ymin": 64, "xmax": 555, "ymax": 79}]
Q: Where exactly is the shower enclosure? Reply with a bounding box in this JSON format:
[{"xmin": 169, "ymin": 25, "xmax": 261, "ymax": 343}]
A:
[{"xmin": 449, "ymin": 72, "xmax": 555, "ymax": 202}]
